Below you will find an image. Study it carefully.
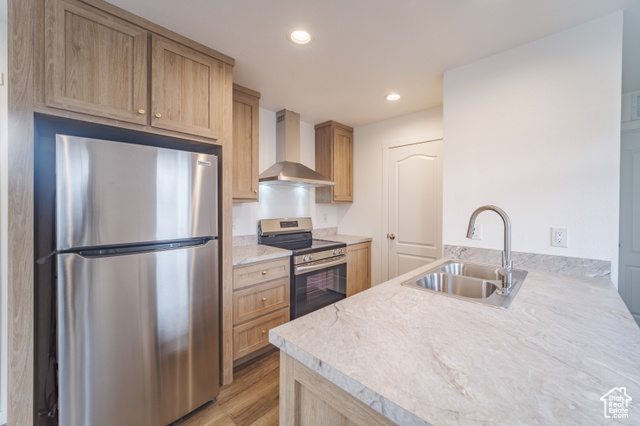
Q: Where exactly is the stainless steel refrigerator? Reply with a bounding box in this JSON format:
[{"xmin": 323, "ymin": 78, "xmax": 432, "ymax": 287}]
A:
[{"xmin": 55, "ymin": 135, "xmax": 219, "ymax": 426}]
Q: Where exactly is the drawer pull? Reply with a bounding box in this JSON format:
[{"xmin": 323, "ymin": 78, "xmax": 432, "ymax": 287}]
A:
[
  {"xmin": 261, "ymin": 329, "xmax": 267, "ymax": 335},
  {"xmin": 261, "ymin": 297, "xmax": 267, "ymax": 302},
  {"xmin": 261, "ymin": 271, "xmax": 267, "ymax": 275},
  {"xmin": 137, "ymin": 109, "xmax": 145, "ymax": 115},
  {"xmin": 155, "ymin": 112, "xmax": 162, "ymax": 118}
]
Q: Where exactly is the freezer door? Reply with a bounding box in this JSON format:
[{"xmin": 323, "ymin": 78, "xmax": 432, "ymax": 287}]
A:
[
  {"xmin": 56, "ymin": 135, "xmax": 218, "ymax": 250},
  {"xmin": 58, "ymin": 240, "xmax": 219, "ymax": 426}
]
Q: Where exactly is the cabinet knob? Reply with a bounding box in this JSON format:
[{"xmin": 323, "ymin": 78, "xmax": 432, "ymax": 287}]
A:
[
  {"xmin": 261, "ymin": 329, "xmax": 267, "ymax": 335},
  {"xmin": 387, "ymin": 234, "xmax": 396, "ymax": 240},
  {"xmin": 261, "ymin": 297, "xmax": 267, "ymax": 302},
  {"xmin": 254, "ymin": 190, "xmax": 258, "ymax": 193},
  {"xmin": 137, "ymin": 109, "xmax": 145, "ymax": 115},
  {"xmin": 155, "ymin": 112, "xmax": 162, "ymax": 118},
  {"xmin": 261, "ymin": 271, "xmax": 267, "ymax": 275}
]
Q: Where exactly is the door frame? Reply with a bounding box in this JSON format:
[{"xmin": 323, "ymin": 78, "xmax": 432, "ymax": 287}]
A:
[
  {"xmin": 618, "ymin": 127, "xmax": 640, "ymax": 325},
  {"xmin": 381, "ymin": 137, "xmax": 443, "ymax": 281}
]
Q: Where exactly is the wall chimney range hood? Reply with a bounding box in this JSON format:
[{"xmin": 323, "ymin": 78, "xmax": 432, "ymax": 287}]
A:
[{"xmin": 259, "ymin": 109, "xmax": 336, "ymax": 188}]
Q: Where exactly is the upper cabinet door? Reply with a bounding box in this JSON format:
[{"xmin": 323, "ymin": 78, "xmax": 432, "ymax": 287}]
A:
[
  {"xmin": 45, "ymin": 0, "xmax": 148, "ymax": 125},
  {"xmin": 332, "ymin": 127, "xmax": 353, "ymax": 202},
  {"xmin": 151, "ymin": 35, "xmax": 223, "ymax": 140},
  {"xmin": 232, "ymin": 85, "xmax": 260, "ymax": 202},
  {"xmin": 315, "ymin": 120, "xmax": 354, "ymax": 204}
]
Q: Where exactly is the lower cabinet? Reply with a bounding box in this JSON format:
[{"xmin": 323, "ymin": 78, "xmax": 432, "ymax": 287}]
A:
[
  {"xmin": 231, "ymin": 244, "xmax": 370, "ymax": 363},
  {"xmin": 232, "ymin": 258, "xmax": 290, "ymax": 362},
  {"xmin": 346, "ymin": 242, "xmax": 371, "ymax": 297},
  {"xmin": 279, "ymin": 352, "xmax": 395, "ymax": 426}
]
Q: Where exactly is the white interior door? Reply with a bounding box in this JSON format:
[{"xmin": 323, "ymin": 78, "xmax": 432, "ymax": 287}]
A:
[
  {"xmin": 619, "ymin": 130, "xmax": 640, "ymax": 327},
  {"xmin": 385, "ymin": 141, "xmax": 443, "ymax": 279}
]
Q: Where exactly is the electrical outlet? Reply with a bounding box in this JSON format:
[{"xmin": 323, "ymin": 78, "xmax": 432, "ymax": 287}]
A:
[
  {"xmin": 551, "ymin": 227, "xmax": 568, "ymax": 248},
  {"xmin": 323, "ymin": 213, "xmax": 328, "ymax": 224},
  {"xmin": 470, "ymin": 224, "xmax": 482, "ymax": 240}
]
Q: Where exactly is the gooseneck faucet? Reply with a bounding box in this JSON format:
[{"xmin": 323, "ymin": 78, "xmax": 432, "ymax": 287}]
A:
[{"xmin": 466, "ymin": 205, "xmax": 513, "ymax": 293}]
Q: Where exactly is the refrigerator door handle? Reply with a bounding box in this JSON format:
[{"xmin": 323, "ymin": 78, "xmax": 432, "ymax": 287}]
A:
[
  {"xmin": 72, "ymin": 237, "xmax": 215, "ymax": 258},
  {"xmin": 35, "ymin": 249, "xmax": 57, "ymax": 265}
]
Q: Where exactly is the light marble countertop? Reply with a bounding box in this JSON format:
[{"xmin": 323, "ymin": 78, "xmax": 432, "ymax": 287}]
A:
[
  {"xmin": 321, "ymin": 234, "xmax": 372, "ymax": 246},
  {"xmin": 232, "ymin": 244, "xmax": 291, "ymax": 266},
  {"xmin": 269, "ymin": 257, "xmax": 640, "ymax": 425}
]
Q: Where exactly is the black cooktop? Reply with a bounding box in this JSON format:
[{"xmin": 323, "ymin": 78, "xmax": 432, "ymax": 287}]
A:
[
  {"xmin": 293, "ymin": 239, "xmax": 346, "ymax": 255},
  {"xmin": 258, "ymin": 231, "xmax": 345, "ymax": 254}
]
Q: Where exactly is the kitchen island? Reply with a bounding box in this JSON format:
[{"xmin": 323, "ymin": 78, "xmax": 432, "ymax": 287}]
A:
[{"xmin": 269, "ymin": 258, "xmax": 640, "ymax": 425}]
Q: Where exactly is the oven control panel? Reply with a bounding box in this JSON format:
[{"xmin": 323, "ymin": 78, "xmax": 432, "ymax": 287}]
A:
[{"xmin": 294, "ymin": 247, "xmax": 346, "ymax": 265}]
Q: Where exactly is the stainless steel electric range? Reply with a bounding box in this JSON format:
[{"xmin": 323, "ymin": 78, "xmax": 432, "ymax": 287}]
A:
[{"xmin": 258, "ymin": 217, "xmax": 347, "ymax": 319}]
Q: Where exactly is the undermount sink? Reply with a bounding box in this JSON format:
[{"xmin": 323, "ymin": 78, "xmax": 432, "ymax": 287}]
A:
[{"xmin": 402, "ymin": 260, "xmax": 528, "ymax": 309}]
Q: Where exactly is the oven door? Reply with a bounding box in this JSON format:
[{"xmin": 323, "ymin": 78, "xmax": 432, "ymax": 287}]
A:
[{"xmin": 292, "ymin": 256, "xmax": 347, "ymax": 319}]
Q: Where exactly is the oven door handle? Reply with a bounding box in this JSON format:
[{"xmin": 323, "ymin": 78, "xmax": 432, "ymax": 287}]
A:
[{"xmin": 294, "ymin": 255, "xmax": 346, "ymax": 275}]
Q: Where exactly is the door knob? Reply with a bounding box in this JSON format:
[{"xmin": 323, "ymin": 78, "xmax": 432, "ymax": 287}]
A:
[{"xmin": 387, "ymin": 234, "xmax": 396, "ymax": 240}]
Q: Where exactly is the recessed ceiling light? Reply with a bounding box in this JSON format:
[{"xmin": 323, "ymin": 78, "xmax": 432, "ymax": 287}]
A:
[
  {"xmin": 385, "ymin": 93, "xmax": 401, "ymax": 101},
  {"xmin": 288, "ymin": 28, "xmax": 312, "ymax": 45}
]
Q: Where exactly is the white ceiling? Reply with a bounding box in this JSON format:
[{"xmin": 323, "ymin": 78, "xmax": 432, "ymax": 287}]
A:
[{"xmin": 6, "ymin": 0, "xmax": 640, "ymax": 126}]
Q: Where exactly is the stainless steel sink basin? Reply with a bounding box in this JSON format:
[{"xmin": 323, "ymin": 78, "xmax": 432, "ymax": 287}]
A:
[
  {"xmin": 439, "ymin": 262, "xmax": 501, "ymax": 281},
  {"xmin": 402, "ymin": 260, "xmax": 528, "ymax": 309},
  {"xmin": 413, "ymin": 273, "xmax": 498, "ymax": 299}
]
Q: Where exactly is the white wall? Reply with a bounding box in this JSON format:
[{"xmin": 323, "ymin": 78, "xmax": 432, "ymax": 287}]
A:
[
  {"xmin": 338, "ymin": 108, "xmax": 443, "ymax": 286},
  {"xmin": 443, "ymin": 13, "xmax": 623, "ymax": 285},
  {"xmin": 232, "ymin": 107, "xmax": 339, "ymax": 236},
  {"xmin": 0, "ymin": 12, "xmax": 8, "ymax": 426}
]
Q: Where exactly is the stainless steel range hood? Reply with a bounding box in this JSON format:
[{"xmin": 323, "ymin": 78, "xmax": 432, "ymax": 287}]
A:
[{"xmin": 259, "ymin": 109, "xmax": 335, "ymax": 188}]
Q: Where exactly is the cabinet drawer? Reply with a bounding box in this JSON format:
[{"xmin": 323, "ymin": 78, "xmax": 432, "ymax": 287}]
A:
[
  {"xmin": 233, "ymin": 308, "xmax": 289, "ymax": 360},
  {"xmin": 233, "ymin": 277, "xmax": 289, "ymax": 325},
  {"xmin": 233, "ymin": 258, "xmax": 289, "ymax": 290}
]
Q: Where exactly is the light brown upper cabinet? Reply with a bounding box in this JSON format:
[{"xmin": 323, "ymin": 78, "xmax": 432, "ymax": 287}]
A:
[
  {"xmin": 232, "ymin": 85, "xmax": 261, "ymax": 202},
  {"xmin": 45, "ymin": 0, "xmax": 228, "ymax": 142},
  {"xmin": 151, "ymin": 35, "xmax": 224, "ymax": 140},
  {"xmin": 315, "ymin": 121, "xmax": 354, "ymax": 203},
  {"xmin": 45, "ymin": 0, "xmax": 148, "ymax": 125}
]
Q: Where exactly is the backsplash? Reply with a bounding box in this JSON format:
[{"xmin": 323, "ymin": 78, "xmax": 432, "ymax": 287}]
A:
[
  {"xmin": 444, "ymin": 245, "xmax": 611, "ymax": 280},
  {"xmin": 232, "ymin": 234, "xmax": 258, "ymax": 247},
  {"xmin": 312, "ymin": 227, "xmax": 338, "ymax": 238}
]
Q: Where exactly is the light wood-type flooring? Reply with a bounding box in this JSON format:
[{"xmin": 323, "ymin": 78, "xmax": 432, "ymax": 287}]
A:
[{"xmin": 173, "ymin": 349, "xmax": 280, "ymax": 426}]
